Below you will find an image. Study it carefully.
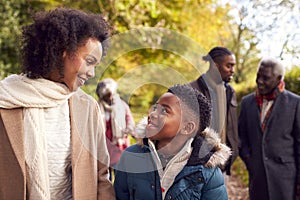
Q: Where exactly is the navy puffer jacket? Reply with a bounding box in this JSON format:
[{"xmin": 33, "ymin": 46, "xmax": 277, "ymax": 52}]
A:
[{"xmin": 114, "ymin": 128, "xmax": 231, "ymax": 200}]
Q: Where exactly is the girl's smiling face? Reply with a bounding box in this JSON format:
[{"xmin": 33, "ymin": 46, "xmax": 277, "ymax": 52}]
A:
[
  {"xmin": 61, "ymin": 38, "xmax": 103, "ymax": 91},
  {"xmin": 146, "ymin": 92, "xmax": 182, "ymax": 147}
]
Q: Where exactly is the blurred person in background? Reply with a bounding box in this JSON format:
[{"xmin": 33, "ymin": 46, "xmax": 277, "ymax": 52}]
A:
[{"xmin": 96, "ymin": 78, "xmax": 135, "ymax": 180}]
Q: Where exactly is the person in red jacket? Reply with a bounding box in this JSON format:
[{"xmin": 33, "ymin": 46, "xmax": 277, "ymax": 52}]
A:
[{"xmin": 96, "ymin": 78, "xmax": 136, "ymax": 180}]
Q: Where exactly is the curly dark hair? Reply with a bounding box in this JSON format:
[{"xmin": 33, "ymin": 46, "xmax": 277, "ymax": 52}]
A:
[
  {"xmin": 21, "ymin": 7, "xmax": 112, "ymax": 79},
  {"xmin": 168, "ymin": 84, "xmax": 211, "ymax": 133}
]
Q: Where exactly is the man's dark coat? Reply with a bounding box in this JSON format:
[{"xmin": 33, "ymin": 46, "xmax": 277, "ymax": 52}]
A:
[{"xmin": 239, "ymin": 90, "xmax": 300, "ymax": 200}]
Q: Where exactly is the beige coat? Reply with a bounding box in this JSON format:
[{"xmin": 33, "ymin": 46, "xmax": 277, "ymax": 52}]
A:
[{"xmin": 0, "ymin": 89, "xmax": 115, "ymax": 199}]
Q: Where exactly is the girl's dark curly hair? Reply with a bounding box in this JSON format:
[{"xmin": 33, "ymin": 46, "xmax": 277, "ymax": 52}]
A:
[
  {"xmin": 168, "ymin": 84, "xmax": 211, "ymax": 133},
  {"xmin": 21, "ymin": 7, "xmax": 112, "ymax": 79}
]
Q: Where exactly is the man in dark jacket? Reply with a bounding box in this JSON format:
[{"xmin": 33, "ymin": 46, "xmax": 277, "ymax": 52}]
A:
[
  {"xmin": 239, "ymin": 57, "xmax": 300, "ymax": 200},
  {"xmin": 190, "ymin": 46, "xmax": 239, "ymax": 176}
]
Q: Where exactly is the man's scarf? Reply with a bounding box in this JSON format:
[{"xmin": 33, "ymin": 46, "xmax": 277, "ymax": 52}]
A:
[{"xmin": 255, "ymin": 80, "xmax": 285, "ymax": 132}]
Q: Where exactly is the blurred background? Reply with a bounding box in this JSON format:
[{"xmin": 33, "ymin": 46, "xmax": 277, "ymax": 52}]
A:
[{"xmin": 1, "ymin": 1, "xmax": 300, "ymax": 198}]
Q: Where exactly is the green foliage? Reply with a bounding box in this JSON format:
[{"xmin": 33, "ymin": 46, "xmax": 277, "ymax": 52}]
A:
[
  {"xmin": 0, "ymin": 0, "xmax": 26, "ymax": 79},
  {"xmin": 284, "ymin": 66, "xmax": 300, "ymax": 95},
  {"xmin": 0, "ymin": 0, "xmax": 58, "ymax": 79},
  {"xmin": 129, "ymin": 83, "xmax": 166, "ymax": 114},
  {"xmin": 2, "ymin": 0, "xmax": 300, "ymax": 190},
  {"xmin": 232, "ymin": 157, "xmax": 249, "ymax": 185},
  {"xmin": 91, "ymin": 0, "xmax": 231, "ymax": 112}
]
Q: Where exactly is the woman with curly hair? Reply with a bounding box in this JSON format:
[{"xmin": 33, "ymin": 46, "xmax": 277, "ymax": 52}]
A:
[{"xmin": 0, "ymin": 7, "xmax": 115, "ymax": 199}]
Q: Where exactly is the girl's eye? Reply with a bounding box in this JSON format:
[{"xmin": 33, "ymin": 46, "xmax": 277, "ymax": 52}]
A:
[
  {"xmin": 149, "ymin": 104, "xmax": 168, "ymax": 115},
  {"xmin": 152, "ymin": 105, "xmax": 158, "ymax": 111},
  {"xmin": 161, "ymin": 107, "xmax": 167, "ymax": 115}
]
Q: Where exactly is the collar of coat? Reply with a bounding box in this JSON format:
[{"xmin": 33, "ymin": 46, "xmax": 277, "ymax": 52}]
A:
[{"xmin": 137, "ymin": 127, "xmax": 231, "ymax": 168}]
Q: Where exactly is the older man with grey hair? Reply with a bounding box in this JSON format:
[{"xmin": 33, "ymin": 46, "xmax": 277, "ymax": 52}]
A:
[{"xmin": 238, "ymin": 57, "xmax": 300, "ymax": 200}]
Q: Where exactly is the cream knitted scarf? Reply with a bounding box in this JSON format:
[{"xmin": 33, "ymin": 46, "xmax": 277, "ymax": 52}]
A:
[{"xmin": 0, "ymin": 74, "xmax": 73, "ymax": 200}]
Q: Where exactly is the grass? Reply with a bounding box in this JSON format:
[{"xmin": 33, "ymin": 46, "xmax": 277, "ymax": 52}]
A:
[{"xmin": 231, "ymin": 156, "xmax": 249, "ymax": 185}]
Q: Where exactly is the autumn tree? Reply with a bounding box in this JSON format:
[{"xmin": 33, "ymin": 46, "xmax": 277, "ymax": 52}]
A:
[
  {"xmin": 0, "ymin": 0, "xmax": 256, "ymax": 114},
  {"xmin": 226, "ymin": 0, "xmax": 300, "ymax": 84}
]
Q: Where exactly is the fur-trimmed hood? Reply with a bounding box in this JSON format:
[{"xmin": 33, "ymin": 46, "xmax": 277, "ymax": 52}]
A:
[
  {"xmin": 134, "ymin": 117, "xmax": 231, "ymax": 168},
  {"xmin": 197, "ymin": 127, "xmax": 231, "ymax": 168}
]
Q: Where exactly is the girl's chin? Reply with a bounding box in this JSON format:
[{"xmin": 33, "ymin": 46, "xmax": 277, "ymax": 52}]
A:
[{"xmin": 145, "ymin": 130, "xmax": 159, "ymax": 139}]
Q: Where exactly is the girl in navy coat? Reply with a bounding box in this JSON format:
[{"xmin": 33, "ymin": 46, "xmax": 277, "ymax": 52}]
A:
[{"xmin": 114, "ymin": 84, "xmax": 231, "ymax": 200}]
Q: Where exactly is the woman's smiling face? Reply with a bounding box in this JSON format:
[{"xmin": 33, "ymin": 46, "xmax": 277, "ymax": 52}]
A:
[{"xmin": 62, "ymin": 38, "xmax": 103, "ymax": 91}]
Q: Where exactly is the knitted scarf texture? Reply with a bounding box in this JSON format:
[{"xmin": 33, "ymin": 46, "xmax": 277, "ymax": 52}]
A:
[{"xmin": 0, "ymin": 74, "xmax": 73, "ymax": 200}]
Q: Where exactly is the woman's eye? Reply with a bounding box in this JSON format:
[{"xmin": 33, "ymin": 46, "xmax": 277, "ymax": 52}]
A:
[
  {"xmin": 86, "ymin": 59, "xmax": 94, "ymax": 65},
  {"xmin": 85, "ymin": 56, "xmax": 97, "ymax": 65}
]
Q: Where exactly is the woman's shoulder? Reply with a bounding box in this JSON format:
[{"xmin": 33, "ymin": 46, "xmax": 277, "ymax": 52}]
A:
[
  {"xmin": 72, "ymin": 89, "xmax": 97, "ymax": 103},
  {"xmin": 71, "ymin": 89, "xmax": 100, "ymax": 111}
]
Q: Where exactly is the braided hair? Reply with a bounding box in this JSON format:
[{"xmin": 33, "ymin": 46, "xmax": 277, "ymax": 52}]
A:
[
  {"xmin": 168, "ymin": 84, "xmax": 211, "ymax": 133},
  {"xmin": 202, "ymin": 46, "xmax": 233, "ymax": 65}
]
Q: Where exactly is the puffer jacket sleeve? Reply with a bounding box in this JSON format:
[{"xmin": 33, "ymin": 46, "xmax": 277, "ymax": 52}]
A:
[
  {"xmin": 114, "ymin": 169, "xmax": 130, "ymax": 200},
  {"xmin": 114, "ymin": 146, "xmax": 135, "ymax": 200},
  {"xmin": 201, "ymin": 167, "xmax": 228, "ymax": 200}
]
